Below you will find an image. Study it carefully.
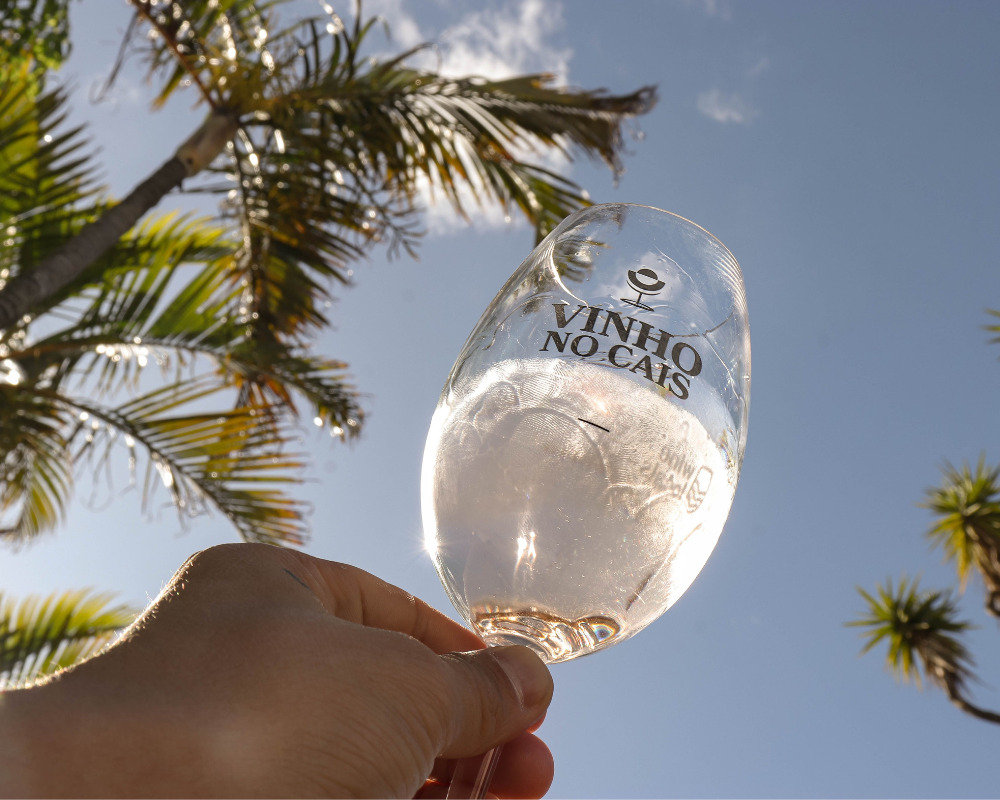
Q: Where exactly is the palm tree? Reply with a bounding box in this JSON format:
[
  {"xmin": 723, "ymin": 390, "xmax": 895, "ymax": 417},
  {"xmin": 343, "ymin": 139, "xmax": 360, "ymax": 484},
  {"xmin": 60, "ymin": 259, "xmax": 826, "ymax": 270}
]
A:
[
  {"xmin": 848, "ymin": 576, "xmax": 1000, "ymax": 725},
  {"xmin": 1, "ymin": 63, "xmax": 314, "ymax": 544},
  {"xmin": 922, "ymin": 458, "xmax": 1000, "ymax": 618},
  {"xmin": 0, "ymin": 0, "xmax": 656, "ymax": 332},
  {"xmin": 1, "ymin": 588, "xmax": 136, "ymax": 688},
  {"xmin": 0, "ymin": 0, "xmax": 656, "ymax": 547}
]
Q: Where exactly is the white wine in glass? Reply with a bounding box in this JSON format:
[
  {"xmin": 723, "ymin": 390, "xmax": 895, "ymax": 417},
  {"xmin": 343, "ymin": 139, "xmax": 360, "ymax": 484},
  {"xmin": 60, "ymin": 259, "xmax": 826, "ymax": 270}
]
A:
[{"xmin": 421, "ymin": 204, "xmax": 750, "ymax": 796}]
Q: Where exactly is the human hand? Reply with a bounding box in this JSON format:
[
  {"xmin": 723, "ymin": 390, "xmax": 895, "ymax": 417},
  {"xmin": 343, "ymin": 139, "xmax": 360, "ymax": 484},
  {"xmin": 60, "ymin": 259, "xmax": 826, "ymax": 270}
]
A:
[{"xmin": 0, "ymin": 544, "xmax": 554, "ymax": 798}]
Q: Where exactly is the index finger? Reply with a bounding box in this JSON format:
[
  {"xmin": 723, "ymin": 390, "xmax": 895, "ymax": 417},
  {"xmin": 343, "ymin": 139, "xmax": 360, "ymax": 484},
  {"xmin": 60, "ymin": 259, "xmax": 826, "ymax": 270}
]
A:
[{"xmin": 285, "ymin": 549, "xmax": 486, "ymax": 655}]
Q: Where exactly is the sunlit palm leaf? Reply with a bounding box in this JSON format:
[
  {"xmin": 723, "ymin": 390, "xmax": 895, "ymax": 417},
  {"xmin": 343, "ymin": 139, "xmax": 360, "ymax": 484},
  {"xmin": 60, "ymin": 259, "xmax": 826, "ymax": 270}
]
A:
[
  {"xmin": 118, "ymin": 1, "xmax": 655, "ymax": 342},
  {"xmin": 2, "ymin": 0, "xmax": 655, "ymax": 550},
  {"xmin": 0, "ymin": 384, "xmax": 72, "ymax": 545},
  {"xmin": 922, "ymin": 457, "xmax": 1000, "ymax": 617},
  {"xmin": 0, "ymin": 589, "xmax": 136, "ymax": 688},
  {"xmin": 0, "ymin": 60, "xmax": 100, "ymax": 355},
  {"xmin": 65, "ymin": 377, "xmax": 308, "ymax": 545},
  {"xmin": 127, "ymin": 0, "xmax": 276, "ymax": 111},
  {"xmin": 13, "ymin": 214, "xmax": 237, "ymax": 399},
  {"xmin": 0, "ymin": 72, "xmax": 98, "ymax": 231},
  {"xmin": 32, "ymin": 212, "xmax": 231, "ymax": 325},
  {"xmin": 14, "ymin": 222, "xmax": 363, "ymax": 432},
  {"xmin": 0, "ymin": 0, "xmax": 74, "ymax": 75}
]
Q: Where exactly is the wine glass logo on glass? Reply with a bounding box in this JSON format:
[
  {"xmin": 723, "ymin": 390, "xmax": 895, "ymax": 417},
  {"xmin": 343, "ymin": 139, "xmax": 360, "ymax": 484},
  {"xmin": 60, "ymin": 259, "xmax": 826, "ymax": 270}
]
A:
[{"xmin": 422, "ymin": 204, "xmax": 750, "ymax": 797}]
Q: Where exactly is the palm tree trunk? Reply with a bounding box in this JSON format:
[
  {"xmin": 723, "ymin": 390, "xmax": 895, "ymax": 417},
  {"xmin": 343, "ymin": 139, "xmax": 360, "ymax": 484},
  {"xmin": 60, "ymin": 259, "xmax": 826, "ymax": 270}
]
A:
[
  {"xmin": 967, "ymin": 524, "xmax": 1000, "ymax": 619},
  {"xmin": 988, "ymin": 589, "xmax": 1000, "ymax": 618},
  {"xmin": 0, "ymin": 111, "xmax": 238, "ymax": 332},
  {"xmin": 946, "ymin": 683, "xmax": 1000, "ymax": 725},
  {"xmin": 0, "ymin": 157, "xmax": 186, "ymax": 331}
]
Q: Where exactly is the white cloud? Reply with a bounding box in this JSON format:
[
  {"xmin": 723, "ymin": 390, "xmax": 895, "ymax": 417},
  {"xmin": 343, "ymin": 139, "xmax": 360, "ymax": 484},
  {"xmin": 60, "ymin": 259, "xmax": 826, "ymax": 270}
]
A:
[
  {"xmin": 357, "ymin": 0, "xmax": 425, "ymax": 49},
  {"xmin": 430, "ymin": 0, "xmax": 571, "ymax": 83},
  {"xmin": 696, "ymin": 89, "xmax": 757, "ymax": 124},
  {"xmin": 356, "ymin": 0, "xmax": 573, "ymax": 235},
  {"xmin": 357, "ymin": 0, "xmax": 570, "ymax": 81}
]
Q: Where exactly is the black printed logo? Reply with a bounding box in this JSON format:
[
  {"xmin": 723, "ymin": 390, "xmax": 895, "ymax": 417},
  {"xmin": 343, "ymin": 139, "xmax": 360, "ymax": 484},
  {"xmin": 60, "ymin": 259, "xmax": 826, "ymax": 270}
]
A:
[{"xmin": 622, "ymin": 267, "xmax": 666, "ymax": 312}]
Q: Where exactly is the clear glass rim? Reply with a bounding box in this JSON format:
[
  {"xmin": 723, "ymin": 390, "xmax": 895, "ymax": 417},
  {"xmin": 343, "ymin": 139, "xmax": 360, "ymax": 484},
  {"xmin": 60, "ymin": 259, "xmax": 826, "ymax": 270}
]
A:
[{"xmin": 580, "ymin": 202, "xmax": 742, "ymax": 276}]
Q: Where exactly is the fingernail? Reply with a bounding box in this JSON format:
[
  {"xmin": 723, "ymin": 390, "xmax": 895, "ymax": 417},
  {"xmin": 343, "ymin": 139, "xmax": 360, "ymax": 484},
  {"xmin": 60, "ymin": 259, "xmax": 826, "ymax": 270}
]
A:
[{"xmin": 491, "ymin": 646, "xmax": 552, "ymax": 709}]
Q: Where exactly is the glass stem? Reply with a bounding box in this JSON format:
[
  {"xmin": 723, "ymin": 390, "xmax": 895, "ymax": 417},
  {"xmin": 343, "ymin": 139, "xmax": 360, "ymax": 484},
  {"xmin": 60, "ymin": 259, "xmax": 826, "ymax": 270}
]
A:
[{"xmin": 445, "ymin": 745, "xmax": 503, "ymax": 799}]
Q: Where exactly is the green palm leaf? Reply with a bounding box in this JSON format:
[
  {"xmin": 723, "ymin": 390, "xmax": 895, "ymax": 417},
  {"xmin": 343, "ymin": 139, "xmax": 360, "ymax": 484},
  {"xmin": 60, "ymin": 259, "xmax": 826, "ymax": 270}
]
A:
[
  {"xmin": 30, "ymin": 213, "xmax": 231, "ymax": 325},
  {"xmin": 0, "ymin": 0, "xmax": 655, "ymax": 550},
  {"xmin": 0, "ymin": 383, "xmax": 72, "ymax": 545},
  {"xmin": 12, "ymin": 219, "xmax": 363, "ymax": 432},
  {"xmin": 0, "ymin": 0, "xmax": 74, "ymax": 75},
  {"xmin": 116, "ymin": 0, "xmax": 655, "ymax": 343},
  {"xmin": 922, "ymin": 457, "xmax": 1000, "ymax": 617},
  {"xmin": 0, "ymin": 589, "xmax": 136, "ymax": 688},
  {"xmin": 0, "ymin": 57, "xmax": 100, "ymax": 356},
  {"xmin": 64, "ymin": 377, "xmax": 308, "ymax": 545}
]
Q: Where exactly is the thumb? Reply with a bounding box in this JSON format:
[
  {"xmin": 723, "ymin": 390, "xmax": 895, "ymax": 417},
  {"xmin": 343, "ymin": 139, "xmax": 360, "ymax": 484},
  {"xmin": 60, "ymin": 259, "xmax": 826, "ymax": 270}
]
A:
[{"xmin": 438, "ymin": 646, "xmax": 553, "ymax": 758}]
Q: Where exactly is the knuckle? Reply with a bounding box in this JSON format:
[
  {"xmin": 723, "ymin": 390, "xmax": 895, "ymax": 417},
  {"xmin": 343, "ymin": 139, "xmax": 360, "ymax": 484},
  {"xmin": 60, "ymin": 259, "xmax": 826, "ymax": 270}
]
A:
[
  {"xmin": 401, "ymin": 645, "xmax": 454, "ymax": 717},
  {"xmin": 409, "ymin": 597, "xmax": 434, "ymax": 642},
  {"xmin": 355, "ymin": 634, "xmax": 453, "ymax": 765},
  {"xmin": 183, "ymin": 542, "xmax": 267, "ymax": 574},
  {"xmin": 441, "ymin": 651, "xmax": 510, "ymax": 744}
]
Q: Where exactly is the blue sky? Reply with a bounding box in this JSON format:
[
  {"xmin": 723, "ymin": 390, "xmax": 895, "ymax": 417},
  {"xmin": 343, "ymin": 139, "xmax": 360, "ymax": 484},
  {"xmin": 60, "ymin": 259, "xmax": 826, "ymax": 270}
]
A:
[{"xmin": 3, "ymin": 0, "xmax": 1000, "ymax": 796}]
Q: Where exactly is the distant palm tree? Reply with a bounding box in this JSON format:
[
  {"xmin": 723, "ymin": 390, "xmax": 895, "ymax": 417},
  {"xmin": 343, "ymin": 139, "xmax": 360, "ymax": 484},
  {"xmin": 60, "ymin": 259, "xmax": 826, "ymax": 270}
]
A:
[
  {"xmin": 0, "ymin": 0, "xmax": 655, "ymax": 546},
  {"xmin": 848, "ymin": 576, "xmax": 1000, "ymax": 725},
  {"xmin": 922, "ymin": 458, "xmax": 1000, "ymax": 618}
]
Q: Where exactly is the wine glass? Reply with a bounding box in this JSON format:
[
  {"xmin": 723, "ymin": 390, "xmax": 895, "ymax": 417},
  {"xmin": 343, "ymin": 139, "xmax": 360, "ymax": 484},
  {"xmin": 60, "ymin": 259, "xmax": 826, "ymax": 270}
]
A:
[{"xmin": 421, "ymin": 203, "xmax": 750, "ymax": 798}]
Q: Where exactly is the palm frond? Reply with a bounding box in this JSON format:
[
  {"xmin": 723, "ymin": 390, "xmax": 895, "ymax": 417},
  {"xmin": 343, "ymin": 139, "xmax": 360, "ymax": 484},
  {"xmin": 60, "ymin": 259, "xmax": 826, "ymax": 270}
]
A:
[
  {"xmin": 0, "ymin": 62, "xmax": 101, "ymax": 350},
  {"xmin": 985, "ymin": 308, "xmax": 1000, "ymax": 346},
  {"xmin": 0, "ymin": 0, "xmax": 74, "ymax": 75},
  {"xmin": 10, "ymin": 213, "xmax": 236, "ymax": 397},
  {"xmin": 849, "ymin": 576, "xmax": 1000, "ymax": 724},
  {"xmin": 922, "ymin": 457, "xmax": 1000, "ymax": 616},
  {"xmin": 63, "ymin": 377, "xmax": 309, "ymax": 545},
  {"xmin": 0, "ymin": 588, "xmax": 135, "ymax": 688},
  {"xmin": 0, "ymin": 384, "xmax": 72, "ymax": 545},
  {"xmin": 848, "ymin": 575, "xmax": 974, "ymax": 692},
  {"xmin": 127, "ymin": 0, "xmax": 278, "ymax": 110},
  {"xmin": 218, "ymin": 341, "xmax": 364, "ymax": 435},
  {"xmin": 31, "ymin": 212, "xmax": 231, "ymax": 323},
  {"xmin": 1, "ymin": 369, "xmax": 314, "ymax": 547},
  {"xmin": 13, "ymin": 218, "xmax": 363, "ymax": 432},
  {"xmin": 0, "ymin": 74, "xmax": 98, "ymax": 228},
  {"xmin": 113, "ymin": 2, "xmax": 654, "ymax": 343}
]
